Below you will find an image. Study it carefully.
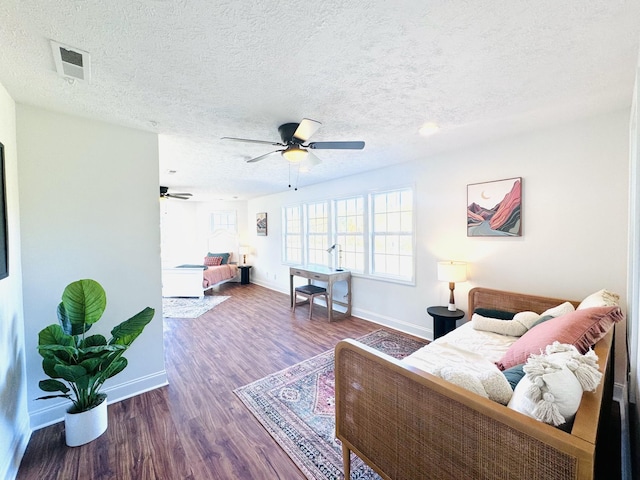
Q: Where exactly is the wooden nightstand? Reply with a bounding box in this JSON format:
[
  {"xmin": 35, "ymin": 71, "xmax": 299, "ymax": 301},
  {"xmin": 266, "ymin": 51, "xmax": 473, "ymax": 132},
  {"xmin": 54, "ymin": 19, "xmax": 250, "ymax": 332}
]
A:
[
  {"xmin": 427, "ymin": 306, "xmax": 465, "ymax": 339},
  {"xmin": 238, "ymin": 265, "xmax": 252, "ymax": 285}
]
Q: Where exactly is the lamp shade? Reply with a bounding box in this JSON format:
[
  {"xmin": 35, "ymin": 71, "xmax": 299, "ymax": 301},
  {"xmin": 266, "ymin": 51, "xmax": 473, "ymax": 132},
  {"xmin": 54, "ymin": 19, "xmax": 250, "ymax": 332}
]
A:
[
  {"xmin": 281, "ymin": 146, "xmax": 308, "ymax": 163},
  {"xmin": 437, "ymin": 261, "xmax": 467, "ymax": 283}
]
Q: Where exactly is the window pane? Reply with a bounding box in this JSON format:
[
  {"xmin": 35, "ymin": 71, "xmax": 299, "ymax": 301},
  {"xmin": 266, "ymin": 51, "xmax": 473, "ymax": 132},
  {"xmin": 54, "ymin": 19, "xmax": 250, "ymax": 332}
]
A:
[{"xmin": 370, "ymin": 188, "xmax": 414, "ymax": 282}]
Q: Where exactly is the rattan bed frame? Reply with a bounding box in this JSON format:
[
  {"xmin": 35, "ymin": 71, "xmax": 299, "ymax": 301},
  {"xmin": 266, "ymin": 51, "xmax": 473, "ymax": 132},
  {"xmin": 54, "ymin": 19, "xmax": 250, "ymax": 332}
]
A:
[{"xmin": 335, "ymin": 287, "xmax": 614, "ymax": 480}]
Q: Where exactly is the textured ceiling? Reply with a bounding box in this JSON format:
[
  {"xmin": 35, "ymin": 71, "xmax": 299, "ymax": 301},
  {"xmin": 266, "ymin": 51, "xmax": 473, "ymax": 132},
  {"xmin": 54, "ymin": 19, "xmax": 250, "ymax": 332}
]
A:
[{"xmin": 1, "ymin": 1, "xmax": 639, "ymax": 200}]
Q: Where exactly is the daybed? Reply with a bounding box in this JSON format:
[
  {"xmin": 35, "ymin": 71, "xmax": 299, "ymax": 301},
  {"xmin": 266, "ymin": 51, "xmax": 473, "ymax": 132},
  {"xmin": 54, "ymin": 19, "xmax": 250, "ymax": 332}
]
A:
[
  {"xmin": 335, "ymin": 287, "xmax": 620, "ymax": 480},
  {"xmin": 161, "ymin": 229, "xmax": 240, "ymax": 298}
]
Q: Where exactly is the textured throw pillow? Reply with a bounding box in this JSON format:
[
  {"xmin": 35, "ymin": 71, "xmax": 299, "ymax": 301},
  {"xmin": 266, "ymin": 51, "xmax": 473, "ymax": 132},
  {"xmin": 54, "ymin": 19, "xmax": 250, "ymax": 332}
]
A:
[
  {"xmin": 577, "ymin": 289, "xmax": 620, "ymax": 310},
  {"xmin": 207, "ymin": 252, "xmax": 231, "ymax": 265},
  {"xmin": 204, "ymin": 256, "xmax": 223, "ymax": 266},
  {"xmin": 495, "ymin": 306, "xmax": 623, "ymax": 371},
  {"xmin": 435, "ymin": 366, "xmax": 513, "ymax": 405},
  {"xmin": 507, "ymin": 343, "xmax": 602, "ymax": 427},
  {"xmin": 540, "ymin": 301, "xmax": 576, "ymax": 318},
  {"xmin": 472, "ymin": 311, "xmax": 540, "ymax": 337}
]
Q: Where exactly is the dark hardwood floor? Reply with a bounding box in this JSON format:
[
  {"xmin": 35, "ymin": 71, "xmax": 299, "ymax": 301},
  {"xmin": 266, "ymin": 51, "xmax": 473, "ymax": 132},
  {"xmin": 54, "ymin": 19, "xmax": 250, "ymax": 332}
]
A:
[
  {"xmin": 17, "ymin": 283, "xmax": 383, "ymax": 480},
  {"xmin": 16, "ymin": 282, "xmax": 624, "ymax": 479}
]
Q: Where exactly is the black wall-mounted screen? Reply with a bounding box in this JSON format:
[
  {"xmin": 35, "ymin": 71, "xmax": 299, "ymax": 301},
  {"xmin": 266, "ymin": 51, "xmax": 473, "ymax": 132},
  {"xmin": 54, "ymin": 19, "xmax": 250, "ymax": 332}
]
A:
[{"xmin": 0, "ymin": 142, "xmax": 7, "ymax": 280}]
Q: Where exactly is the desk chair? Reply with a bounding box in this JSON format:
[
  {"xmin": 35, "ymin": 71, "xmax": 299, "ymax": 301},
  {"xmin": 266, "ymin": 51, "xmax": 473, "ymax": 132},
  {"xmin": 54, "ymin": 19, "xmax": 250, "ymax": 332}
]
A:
[{"xmin": 293, "ymin": 284, "xmax": 329, "ymax": 320}]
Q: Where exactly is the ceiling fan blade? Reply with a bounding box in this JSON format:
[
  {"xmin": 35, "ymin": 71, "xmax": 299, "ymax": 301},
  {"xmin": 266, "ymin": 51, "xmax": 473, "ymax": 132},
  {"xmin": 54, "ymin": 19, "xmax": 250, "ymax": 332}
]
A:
[
  {"xmin": 167, "ymin": 194, "xmax": 191, "ymax": 200},
  {"xmin": 221, "ymin": 136, "xmax": 284, "ymax": 146},
  {"xmin": 293, "ymin": 118, "xmax": 322, "ymax": 142},
  {"xmin": 246, "ymin": 150, "xmax": 283, "ymax": 163},
  {"xmin": 307, "ymin": 141, "xmax": 365, "ymax": 150},
  {"xmin": 172, "ymin": 193, "xmax": 192, "ymax": 197},
  {"xmin": 299, "ymin": 151, "xmax": 322, "ymax": 172}
]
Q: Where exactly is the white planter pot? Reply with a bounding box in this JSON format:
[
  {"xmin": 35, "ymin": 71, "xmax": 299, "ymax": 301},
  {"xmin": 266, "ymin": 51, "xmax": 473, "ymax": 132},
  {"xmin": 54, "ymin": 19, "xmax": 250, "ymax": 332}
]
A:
[{"xmin": 64, "ymin": 395, "xmax": 108, "ymax": 447}]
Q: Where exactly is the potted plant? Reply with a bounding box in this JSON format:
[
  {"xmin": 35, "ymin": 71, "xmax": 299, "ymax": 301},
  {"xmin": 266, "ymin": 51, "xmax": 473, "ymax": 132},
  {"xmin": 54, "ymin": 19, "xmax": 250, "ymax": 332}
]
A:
[{"xmin": 37, "ymin": 278, "xmax": 154, "ymax": 446}]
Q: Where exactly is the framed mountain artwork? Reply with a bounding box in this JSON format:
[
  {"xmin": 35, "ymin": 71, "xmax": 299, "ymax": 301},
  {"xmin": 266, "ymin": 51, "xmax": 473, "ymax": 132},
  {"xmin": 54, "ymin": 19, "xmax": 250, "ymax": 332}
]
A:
[{"xmin": 467, "ymin": 177, "xmax": 522, "ymax": 237}]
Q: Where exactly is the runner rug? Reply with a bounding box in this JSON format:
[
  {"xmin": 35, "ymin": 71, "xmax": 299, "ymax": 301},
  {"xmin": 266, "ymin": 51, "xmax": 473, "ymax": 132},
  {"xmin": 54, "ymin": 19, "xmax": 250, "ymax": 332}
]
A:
[{"xmin": 234, "ymin": 329, "xmax": 428, "ymax": 479}]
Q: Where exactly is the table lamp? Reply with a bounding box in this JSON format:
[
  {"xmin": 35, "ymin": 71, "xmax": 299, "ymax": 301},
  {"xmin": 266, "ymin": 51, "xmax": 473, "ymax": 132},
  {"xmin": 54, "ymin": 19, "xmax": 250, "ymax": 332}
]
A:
[
  {"xmin": 326, "ymin": 244, "xmax": 343, "ymax": 271},
  {"xmin": 239, "ymin": 245, "xmax": 250, "ymax": 265},
  {"xmin": 437, "ymin": 261, "xmax": 467, "ymax": 311}
]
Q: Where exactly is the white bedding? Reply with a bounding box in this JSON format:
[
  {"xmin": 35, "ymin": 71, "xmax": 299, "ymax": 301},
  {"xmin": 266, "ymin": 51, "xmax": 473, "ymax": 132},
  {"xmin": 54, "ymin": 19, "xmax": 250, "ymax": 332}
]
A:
[{"xmin": 402, "ymin": 322, "xmax": 518, "ymax": 382}]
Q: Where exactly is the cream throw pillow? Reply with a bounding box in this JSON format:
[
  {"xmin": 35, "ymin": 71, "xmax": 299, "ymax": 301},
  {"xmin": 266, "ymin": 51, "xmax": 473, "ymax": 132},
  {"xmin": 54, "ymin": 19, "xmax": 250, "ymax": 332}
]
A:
[
  {"xmin": 577, "ymin": 289, "xmax": 620, "ymax": 310},
  {"xmin": 507, "ymin": 342, "xmax": 602, "ymax": 426},
  {"xmin": 472, "ymin": 311, "xmax": 540, "ymax": 337}
]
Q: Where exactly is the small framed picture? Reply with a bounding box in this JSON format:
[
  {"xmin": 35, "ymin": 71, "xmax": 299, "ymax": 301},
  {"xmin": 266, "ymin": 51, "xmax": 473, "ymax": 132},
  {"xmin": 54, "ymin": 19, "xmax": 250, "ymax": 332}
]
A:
[
  {"xmin": 467, "ymin": 177, "xmax": 522, "ymax": 237},
  {"xmin": 256, "ymin": 212, "xmax": 267, "ymax": 236}
]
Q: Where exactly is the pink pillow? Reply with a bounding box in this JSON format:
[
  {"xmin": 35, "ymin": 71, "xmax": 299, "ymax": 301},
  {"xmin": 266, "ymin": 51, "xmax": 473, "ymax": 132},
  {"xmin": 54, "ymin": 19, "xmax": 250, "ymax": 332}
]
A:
[
  {"xmin": 496, "ymin": 306, "xmax": 623, "ymax": 371},
  {"xmin": 204, "ymin": 256, "xmax": 223, "ymax": 266}
]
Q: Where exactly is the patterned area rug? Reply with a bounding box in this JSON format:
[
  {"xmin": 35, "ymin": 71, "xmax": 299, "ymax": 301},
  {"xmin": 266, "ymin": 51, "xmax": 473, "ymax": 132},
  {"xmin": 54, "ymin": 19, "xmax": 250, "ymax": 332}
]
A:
[
  {"xmin": 162, "ymin": 296, "xmax": 230, "ymax": 318},
  {"xmin": 234, "ymin": 329, "xmax": 428, "ymax": 479}
]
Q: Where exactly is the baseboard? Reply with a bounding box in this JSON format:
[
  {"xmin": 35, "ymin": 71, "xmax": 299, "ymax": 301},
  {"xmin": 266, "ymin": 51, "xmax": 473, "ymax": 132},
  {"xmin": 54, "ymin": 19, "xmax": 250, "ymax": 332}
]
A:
[
  {"xmin": 254, "ymin": 281, "xmax": 432, "ymax": 339},
  {"xmin": 29, "ymin": 370, "xmax": 169, "ymax": 430},
  {"xmin": 1, "ymin": 415, "xmax": 30, "ymax": 480},
  {"xmin": 351, "ymin": 306, "xmax": 431, "ymax": 340}
]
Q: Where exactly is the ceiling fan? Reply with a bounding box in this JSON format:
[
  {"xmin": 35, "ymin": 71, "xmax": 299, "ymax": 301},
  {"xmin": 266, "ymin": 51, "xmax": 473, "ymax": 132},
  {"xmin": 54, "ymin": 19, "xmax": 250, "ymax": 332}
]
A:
[
  {"xmin": 221, "ymin": 118, "xmax": 365, "ymax": 166},
  {"xmin": 160, "ymin": 186, "xmax": 192, "ymax": 200}
]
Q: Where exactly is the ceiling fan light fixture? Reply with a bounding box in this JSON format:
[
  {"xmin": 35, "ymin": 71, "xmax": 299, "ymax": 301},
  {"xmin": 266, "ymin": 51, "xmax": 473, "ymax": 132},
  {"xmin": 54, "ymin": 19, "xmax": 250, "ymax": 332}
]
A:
[{"xmin": 282, "ymin": 146, "xmax": 308, "ymax": 163}]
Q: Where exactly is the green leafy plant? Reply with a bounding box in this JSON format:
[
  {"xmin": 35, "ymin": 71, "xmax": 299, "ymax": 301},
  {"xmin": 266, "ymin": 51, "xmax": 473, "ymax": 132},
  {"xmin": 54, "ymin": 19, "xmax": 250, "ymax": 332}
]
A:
[{"xmin": 37, "ymin": 279, "xmax": 155, "ymax": 413}]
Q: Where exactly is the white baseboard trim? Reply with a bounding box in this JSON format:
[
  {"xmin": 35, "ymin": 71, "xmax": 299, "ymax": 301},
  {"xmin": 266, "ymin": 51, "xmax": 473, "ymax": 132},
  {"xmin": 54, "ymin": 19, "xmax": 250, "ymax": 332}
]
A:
[
  {"xmin": 254, "ymin": 281, "xmax": 431, "ymax": 339},
  {"xmin": 2, "ymin": 415, "xmax": 31, "ymax": 480},
  {"xmin": 352, "ymin": 306, "xmax": 431, "ymax": 340},
  {"xmin": 29, "ymin": 370, "xmax": 169, "ymax": 430}
]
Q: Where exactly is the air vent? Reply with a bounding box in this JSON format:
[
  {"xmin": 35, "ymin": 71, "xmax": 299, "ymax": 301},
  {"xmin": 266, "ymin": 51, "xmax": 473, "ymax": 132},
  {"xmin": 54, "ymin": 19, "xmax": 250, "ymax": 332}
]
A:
[{"xmin": 50, "ymin": 40, "xmax": 91, "ymax": 83}]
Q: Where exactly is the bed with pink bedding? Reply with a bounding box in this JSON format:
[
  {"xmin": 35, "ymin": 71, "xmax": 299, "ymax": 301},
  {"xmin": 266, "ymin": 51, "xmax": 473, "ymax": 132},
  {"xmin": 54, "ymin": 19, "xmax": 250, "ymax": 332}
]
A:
[{"xmin": 161, "ymin": 230, "xmax": 240, "ymax": 298}]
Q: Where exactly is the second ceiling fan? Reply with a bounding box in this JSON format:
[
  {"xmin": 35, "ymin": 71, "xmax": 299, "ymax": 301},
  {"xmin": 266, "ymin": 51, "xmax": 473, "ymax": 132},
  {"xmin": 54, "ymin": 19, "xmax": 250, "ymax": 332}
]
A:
[{"xmin": 222, "ymin": 118, "xmax": 365, "ymax": 166}]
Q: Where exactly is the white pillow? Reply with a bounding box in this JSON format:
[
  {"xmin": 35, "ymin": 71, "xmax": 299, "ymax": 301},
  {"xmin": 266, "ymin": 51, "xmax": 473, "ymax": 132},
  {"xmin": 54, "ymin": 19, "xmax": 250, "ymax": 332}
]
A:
[
  {"xmin": 436, "ymin": 366, "xmax": 513, "ymax": 405},
  {"xmin": 471, "ymin": 311, "xmax": 540, "ymax": 337},
  {"xmin": 540, "ymin": 301, "xmax": 575, "ymax": 318},
  {"xmin": 506, "ymin": 342, "xmax": 602, "ymax": 426},
  {"xmin": 577, "ymin": 289, "xmax": 620, "ymax": 310},
  {"xmin": 508, "ymin": 366, "xmax": 583, "ymax": 426}
]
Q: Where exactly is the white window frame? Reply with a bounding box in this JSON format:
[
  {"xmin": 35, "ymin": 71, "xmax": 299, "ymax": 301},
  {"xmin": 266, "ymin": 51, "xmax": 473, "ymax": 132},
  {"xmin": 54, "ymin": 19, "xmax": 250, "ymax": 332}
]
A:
[
  {"xmin": 332, "ymin": 195, "xmax": 366, "ymax": 273},
  {"xmin": 282, "ymin": 205, "xmax": 303, "ymax": 265},
  {"xmin": 369, "ymin": 187, "xmax": 415, "ymax": 283},
  {"xmin": 305, "ymin": 201, "xmax": 330, "ymax": 266},
  {"xmin": 210, "ymin": 210, "xmax": 237, "ymax": 233}
]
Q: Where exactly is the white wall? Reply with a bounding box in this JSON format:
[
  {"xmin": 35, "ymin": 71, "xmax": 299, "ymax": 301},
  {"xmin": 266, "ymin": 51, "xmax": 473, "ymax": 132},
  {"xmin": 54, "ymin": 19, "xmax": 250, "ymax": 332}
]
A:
[
  {"xmin": 160, "ymin": 198, "xmax": 249, "ymax": 266},
  {"xmin": 16, "ymin": 105, "xmax": 167, "ymax": 428},
  {"xmin": 248, "ymin": 110, "xmax": 630, "ymax": 381},
  {"xmin": 0, "ymin": 83, "xmax": 29, "ymax": 480}
]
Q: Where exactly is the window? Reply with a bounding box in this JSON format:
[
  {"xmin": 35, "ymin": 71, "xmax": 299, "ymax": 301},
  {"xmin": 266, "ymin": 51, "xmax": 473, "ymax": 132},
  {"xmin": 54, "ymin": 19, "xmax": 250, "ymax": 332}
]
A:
[
  {"xmin": 281, "ymin": 186, "xmax": 414, "ymax": 284},
  {"xmin": 333, "ymin": 196, "xmax": 365, "ymax": 272},
  {"xmin": 370, "ymin": 188, "xmax": 414, "ymax": 282},
  {"xmin": 306, "ymin": 201, "xmax": 329, "ymax": 265},
  {"xmin": 210, "ymin": 211, "xmax": 236, "ymax": 233},
  {"xmin": 283, "ymin": 205, "xmax": 303, "ymax": 264}
]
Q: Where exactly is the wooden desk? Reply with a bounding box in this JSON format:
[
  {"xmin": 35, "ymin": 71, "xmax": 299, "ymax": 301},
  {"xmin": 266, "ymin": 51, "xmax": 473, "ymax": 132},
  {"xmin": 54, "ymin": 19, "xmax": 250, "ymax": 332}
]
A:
[{"xmin": 289, "ymin": 265, "xmax": 352, "ymax": 322}]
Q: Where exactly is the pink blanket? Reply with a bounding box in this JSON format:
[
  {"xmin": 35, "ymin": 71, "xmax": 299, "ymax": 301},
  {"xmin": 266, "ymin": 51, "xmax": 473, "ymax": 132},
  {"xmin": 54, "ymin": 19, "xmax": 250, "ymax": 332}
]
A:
[{"xmin": 203, "ymin": 264, "xmax": 238, "ymax": 287}]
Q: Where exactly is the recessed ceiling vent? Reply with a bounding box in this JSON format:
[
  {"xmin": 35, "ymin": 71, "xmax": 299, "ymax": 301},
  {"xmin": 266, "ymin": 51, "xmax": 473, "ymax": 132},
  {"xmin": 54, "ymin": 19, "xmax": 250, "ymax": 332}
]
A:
[{"xmin": 50, "ymin": 40, "xmax": 91, "ymax": 83}]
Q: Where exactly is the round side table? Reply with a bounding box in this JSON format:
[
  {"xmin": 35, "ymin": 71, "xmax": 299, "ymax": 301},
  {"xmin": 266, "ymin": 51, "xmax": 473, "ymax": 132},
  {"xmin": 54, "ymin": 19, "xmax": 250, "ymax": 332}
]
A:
[{"xmin": 427, "ymin": 306, "xmax": 465, "ymax": 339}]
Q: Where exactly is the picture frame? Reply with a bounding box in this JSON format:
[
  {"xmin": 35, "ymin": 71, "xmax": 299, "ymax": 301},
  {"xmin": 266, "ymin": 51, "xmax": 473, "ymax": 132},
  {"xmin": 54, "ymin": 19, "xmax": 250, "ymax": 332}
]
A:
[
  {"xmin": 256, "ymin": 212, "xmax": 267, "ymax": 236},
  {"xmin": 467, "ymin": 177, "xmax": 522, "ymax": 237},
  {"xmin": 0, "ymin": 142, "xmax": 7, "ymax": 279}
]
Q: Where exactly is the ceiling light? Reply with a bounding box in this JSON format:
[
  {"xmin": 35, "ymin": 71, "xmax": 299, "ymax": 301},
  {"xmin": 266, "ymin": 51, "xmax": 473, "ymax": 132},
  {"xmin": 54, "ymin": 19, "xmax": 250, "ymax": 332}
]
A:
[
  {"xmin": 419, "ymin": 122, "xmax": 440, "ymax": 136},
  {"xmin": 282, "ymin": 146, "xmax": 308, "ymax": 163}
]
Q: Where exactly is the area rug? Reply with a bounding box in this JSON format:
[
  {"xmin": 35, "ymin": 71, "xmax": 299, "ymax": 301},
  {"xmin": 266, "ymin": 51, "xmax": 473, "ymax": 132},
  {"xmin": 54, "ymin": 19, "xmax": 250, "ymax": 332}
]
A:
[
  {"xmin": 162, "ymin": 296, "xmax": 230, "ymax": 319},
  {"xmin": 234, "ymin": 329, "xmax": 428, "ymax": 479}
]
